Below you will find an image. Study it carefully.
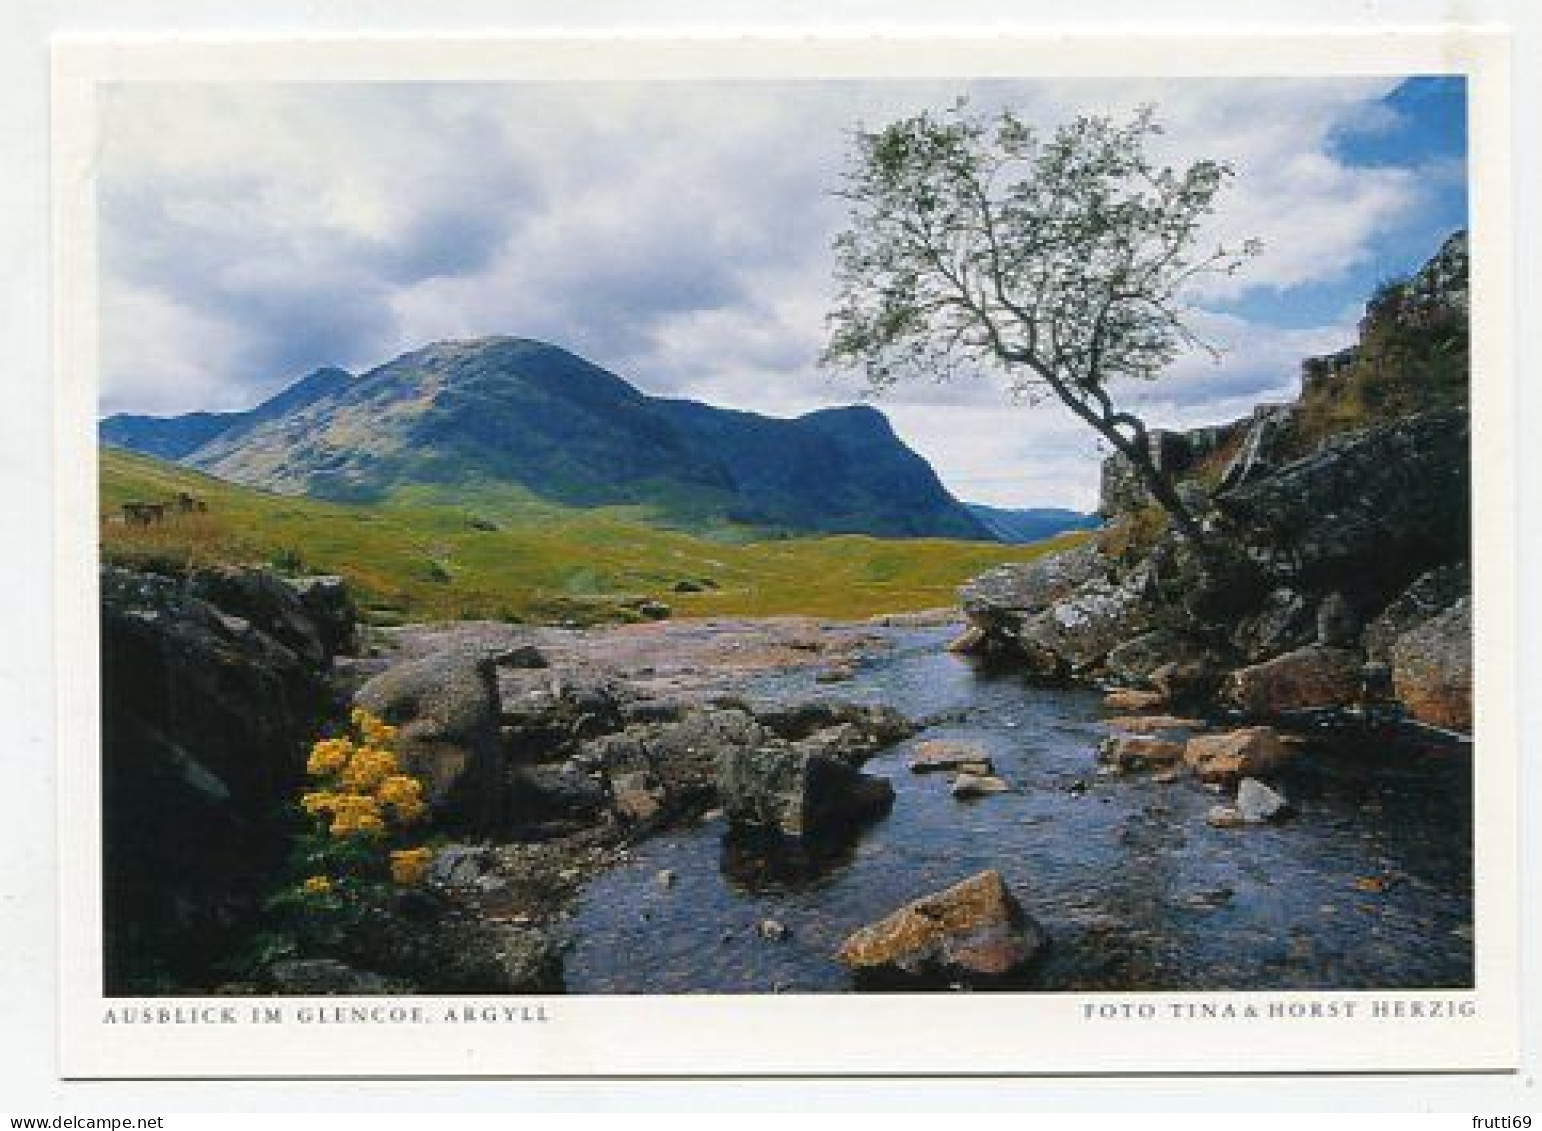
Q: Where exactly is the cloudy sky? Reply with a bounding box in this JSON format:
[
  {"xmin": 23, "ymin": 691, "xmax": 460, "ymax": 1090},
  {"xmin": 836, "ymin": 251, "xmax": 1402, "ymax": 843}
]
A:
[{"xmin": 98, "ymin": 77, "xmax": 1465, "ymax": 509}]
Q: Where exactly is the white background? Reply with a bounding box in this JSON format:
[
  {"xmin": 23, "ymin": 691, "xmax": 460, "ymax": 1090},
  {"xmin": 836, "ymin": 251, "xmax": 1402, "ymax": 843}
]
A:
[{"xmin": 2, "ymin": 0, "xmax": 1538, "ymax": 1115}]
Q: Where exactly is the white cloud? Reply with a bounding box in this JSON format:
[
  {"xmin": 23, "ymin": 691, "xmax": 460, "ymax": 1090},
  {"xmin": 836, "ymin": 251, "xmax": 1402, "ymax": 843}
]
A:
[{"xmin": 99, "ymin": 78, "xmax": 1446, "ymax": 506}]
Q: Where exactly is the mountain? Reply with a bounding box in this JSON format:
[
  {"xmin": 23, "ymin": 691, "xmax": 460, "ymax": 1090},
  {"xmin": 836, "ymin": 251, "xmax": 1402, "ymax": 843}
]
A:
[
  {"xmin": 99, "ymin": 366, "xmax": 354, "ymax": 460},
  {"xmin": 965, "ymin": 504, "xmax": 1099, "ymax": 544},
  {"xmin": 101, "ymin": 338, "xmax": 994, "ymax": 541}
]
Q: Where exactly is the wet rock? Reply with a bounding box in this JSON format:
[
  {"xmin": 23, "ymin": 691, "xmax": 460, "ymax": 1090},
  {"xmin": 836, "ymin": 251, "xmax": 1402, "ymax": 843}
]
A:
[
  {"xmin": 951, "ymin": 773, "xmax": 1010, "ymax": 799},
  {"xmin": 837, "ymin": 870, "xmax": 1047, "ymax": 987},
  {"xmin": 1205, "ymin": 804, "xmax": 1247, "ymax": 829},
  {"xmin": 1183, "ymin": 727, "xmax": 1293, "ymax": 785},
  {"xmin": 1225, "ymin": 645, "xmax": 1364, "ymax": 717},
  {"xmin": 909, "ymin": 739, "xmax": 993, "ymax": 774},
  {"xmin": 1390, "ymin": 597, "xmax": 1472, "ymax": 732},
  {"xmin": 815, "ymin": 666, "xmax": 855, "ymax": 684},
  {"xmin": 758, "ymin": 919, "xmax": 790, "ymax": 942},
  {"xmin": 1104, "ymin": 688, "xmax": 1166, "ymax": 712},
  {"xmin": 1236, "ymin": 777, "xmax": 1291, "ymax": 823},
  {"xmin": 717, "ymin": 744, "xmax": 893, "ymax": 839},
  {"xmin": 1097, "ymin": 735, "xmax": 1185, "ymax": 772}
]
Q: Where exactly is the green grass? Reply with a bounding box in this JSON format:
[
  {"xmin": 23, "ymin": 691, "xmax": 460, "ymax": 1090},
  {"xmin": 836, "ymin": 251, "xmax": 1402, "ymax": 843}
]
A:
[{"xmin": 100, "ymin": 448, "xmax": 1086, "ymax": 624}]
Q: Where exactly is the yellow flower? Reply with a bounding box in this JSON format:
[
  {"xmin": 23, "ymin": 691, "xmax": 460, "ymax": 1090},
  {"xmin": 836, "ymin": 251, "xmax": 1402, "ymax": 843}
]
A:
[
  {"xmin": 340, "ymin": 746, "xmax": 398, "ymax": 791},
  {"xmin": 306, "ymin": 737, "xmax": 353, "ymax": 778},
  {"xmin": 302, "ymin": 875, "xmax": 332, "ymax": 895},
  {"xmin": 300, "ymin": 790, "xmax": 340, "ymax": 816},
  {"xmin": 376, "ymin": 774, "xmax": 425, "ymax": 822},
  {"xmin": 388, "ymin": 847, "xmax": 433, "ymax": 886}
]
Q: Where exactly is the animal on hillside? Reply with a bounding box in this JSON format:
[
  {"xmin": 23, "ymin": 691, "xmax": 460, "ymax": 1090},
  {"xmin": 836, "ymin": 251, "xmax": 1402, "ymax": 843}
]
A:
[{"xmin": 121, "ymin": 501, "xmax": 168, "ymax": 526}]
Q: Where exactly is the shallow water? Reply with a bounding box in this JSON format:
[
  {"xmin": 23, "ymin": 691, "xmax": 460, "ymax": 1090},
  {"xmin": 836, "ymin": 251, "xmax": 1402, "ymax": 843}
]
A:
[{"xmin": 565, "ymin": 626, "xmax": 1473, "ymax": 993}]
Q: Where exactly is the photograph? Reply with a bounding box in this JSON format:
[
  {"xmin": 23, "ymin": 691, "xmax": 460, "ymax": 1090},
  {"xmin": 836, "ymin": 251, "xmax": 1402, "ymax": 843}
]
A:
[{"xmin": 90, "ymin": 70, "xmax": 1479, "ymax": 1004}]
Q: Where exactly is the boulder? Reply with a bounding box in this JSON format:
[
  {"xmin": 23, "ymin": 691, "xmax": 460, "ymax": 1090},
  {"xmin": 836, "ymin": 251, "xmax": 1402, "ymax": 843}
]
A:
[
  {"xmin": 1236, "ymin": 778, "xmax": 1291, "ymax": 823},
  {"xmin": 958, "ymin": 540, "xmax": 1105, "ymax": 621},
  {"xmin": 951, "ymin": 773, "xmax": 1010, "ymax": 799},
  {"xmin": 717, "ymin": 744, "xmax": 894, "ymax": 839},
  {"xmin": 1390, "ymin": 597, "xmax": 1472, "ymax": 732},
  {"xmin": 837, "ymin": 870, "xmax": 1047, "ymax": 987},
  {"xmin": 750, "ymin": 700, "xmax": 915, "ymax": 750},
  {"xmin": 909, "ymin": 739, "xmax": 993, "ymax": 774},
  {"xmin": 1225, "ymin": 645, "xmax": 1363, "ymax": 717},
  {"xmin": 1096, "ymin": 735, "xmax": 1185, "ymax": 772},
  {"xmin": 354, "ymin": 649, "xmax": 504, "ymax": 826},
  {"xmin": 1183, "ymin": 727, "xmax": 1293, "ymax": 784}
]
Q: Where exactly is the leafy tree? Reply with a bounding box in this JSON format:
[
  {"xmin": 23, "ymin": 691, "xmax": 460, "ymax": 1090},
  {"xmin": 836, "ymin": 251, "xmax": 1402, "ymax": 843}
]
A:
[{"xmin": 822, "ymin": 101, "xmax": 1260, "ymax": 548}]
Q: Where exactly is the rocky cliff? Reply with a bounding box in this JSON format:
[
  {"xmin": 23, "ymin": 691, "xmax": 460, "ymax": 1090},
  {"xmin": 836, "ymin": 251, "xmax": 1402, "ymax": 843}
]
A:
[{"xmin": 959, "ymin": 231, "xmax": 1473, "ymax": 735}]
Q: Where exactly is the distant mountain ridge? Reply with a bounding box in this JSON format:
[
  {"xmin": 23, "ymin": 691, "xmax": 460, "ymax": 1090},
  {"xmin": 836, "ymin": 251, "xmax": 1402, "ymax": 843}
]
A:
[
  {"xmin": 100, "ymin": 338, "xmax": 995, "ymax": 541},
  {"xmin": 99, "ymin": 366, "xmax": 354, "ymax": 460},
  {"xmin": 965, "ymin": 503, "xmax": 1099, "ymax": 544}
]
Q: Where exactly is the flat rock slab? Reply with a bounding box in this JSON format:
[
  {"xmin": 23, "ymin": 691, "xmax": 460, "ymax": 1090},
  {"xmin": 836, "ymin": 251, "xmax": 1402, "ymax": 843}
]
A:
[
  {"xmin": 909, "ymin": 739, "xmax": 994, "ymax": 774},
  {"xmin": 1098, "ymin": 734, "xmax": 1186, "ymax": 772},
  {"xmin": 1102, "ymin": 714, "xmax": 1204, "ymax": 733},
  {"xmin": 837, "ymin": 869, "xmax": 1047, "ymax": 987},
  {"xmin": 1103, "ymin": 688, "xmax": 1167, "ymax": 712}
]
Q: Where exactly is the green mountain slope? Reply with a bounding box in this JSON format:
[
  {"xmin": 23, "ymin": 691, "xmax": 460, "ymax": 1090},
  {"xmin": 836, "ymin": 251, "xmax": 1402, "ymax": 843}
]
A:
[
  {"xmin": 106, "ymin": 337, "xmax": 993, "ymax": 541},
  {"xmin": 100, "ymin": 449, "xmax": 1083, "ymax": 623}
]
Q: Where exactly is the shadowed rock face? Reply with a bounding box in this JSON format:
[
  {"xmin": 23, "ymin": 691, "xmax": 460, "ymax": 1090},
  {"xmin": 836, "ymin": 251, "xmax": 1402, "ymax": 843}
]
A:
[
  {"xmin": 837, "ymin": 869, "xmax": 1048, "ymax": 987},
  {"xmin": 100, "ymin": 566, "xmax": 349, "ymax": 992}
]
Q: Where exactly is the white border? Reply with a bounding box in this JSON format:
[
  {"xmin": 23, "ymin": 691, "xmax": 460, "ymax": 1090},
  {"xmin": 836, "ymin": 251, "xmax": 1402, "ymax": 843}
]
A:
[{"xmin": 51, "ymin": 31, "xmax": 1518, "ymax": 1081}]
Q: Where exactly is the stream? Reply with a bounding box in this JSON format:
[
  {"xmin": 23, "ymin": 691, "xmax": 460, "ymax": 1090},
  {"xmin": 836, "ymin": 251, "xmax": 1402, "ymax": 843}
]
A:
[{"xmin": 564, "ymin": 625, "xmax": 1473, "ymax": 993}]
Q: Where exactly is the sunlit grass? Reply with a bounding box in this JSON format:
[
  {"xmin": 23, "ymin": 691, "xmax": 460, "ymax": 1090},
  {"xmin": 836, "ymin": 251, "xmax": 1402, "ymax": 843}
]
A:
[{"xmin": 101, "ymin": 447, "xmax": 1086, "ymax": 624}]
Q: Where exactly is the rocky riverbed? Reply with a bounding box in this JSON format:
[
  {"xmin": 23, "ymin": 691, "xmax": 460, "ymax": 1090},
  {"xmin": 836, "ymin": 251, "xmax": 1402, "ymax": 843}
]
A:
[{"xmin": 101, "ymin": 561, "xmax": 1472, "ymax": 996}]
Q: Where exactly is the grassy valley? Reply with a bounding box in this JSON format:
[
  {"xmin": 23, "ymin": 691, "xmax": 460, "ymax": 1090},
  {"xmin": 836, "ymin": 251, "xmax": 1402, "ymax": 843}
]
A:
[{"xmin": 101, "ymin": 448, "xmax": 1085, "ymax": 624}]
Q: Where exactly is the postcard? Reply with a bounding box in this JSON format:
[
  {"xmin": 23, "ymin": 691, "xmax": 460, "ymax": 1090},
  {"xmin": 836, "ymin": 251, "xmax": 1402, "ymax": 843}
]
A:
[{"xmin": 52, "ymin": 30, "xmax": 1517, "ymax": 1078}]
